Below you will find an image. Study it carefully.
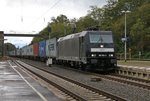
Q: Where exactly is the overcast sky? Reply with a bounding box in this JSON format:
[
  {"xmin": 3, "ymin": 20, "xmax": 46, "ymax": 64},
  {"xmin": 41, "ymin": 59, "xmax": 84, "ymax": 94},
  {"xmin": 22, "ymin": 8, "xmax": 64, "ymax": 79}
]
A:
[{"xmin": 0, "ymin": 0, "xmax": 107, "ymax": 48}]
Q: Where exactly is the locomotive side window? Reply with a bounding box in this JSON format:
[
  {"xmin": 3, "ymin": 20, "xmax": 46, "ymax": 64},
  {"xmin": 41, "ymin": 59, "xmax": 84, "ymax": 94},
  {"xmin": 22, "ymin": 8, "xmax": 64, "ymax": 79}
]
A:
[{"xmin": 89, "ymin": 33, "xmax": 113, "ymax": 43}]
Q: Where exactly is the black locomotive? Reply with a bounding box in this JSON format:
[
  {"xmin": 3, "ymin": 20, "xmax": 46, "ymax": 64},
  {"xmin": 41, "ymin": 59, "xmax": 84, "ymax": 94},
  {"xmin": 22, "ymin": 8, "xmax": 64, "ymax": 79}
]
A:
[{"xmin": 57, "ymin": 30, "xmax": 117, "ymax": 71}]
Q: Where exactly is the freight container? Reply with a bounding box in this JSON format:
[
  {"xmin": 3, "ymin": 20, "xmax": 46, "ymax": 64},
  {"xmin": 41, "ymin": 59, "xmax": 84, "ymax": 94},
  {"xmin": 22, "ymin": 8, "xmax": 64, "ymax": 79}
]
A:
[
  {"xmin": 21, "ymin": 46, "xmax": 27, "ymax": 56},
  {"xmin": 39, "ymin": 40, "xmax": 46, "ymax": 57},
  {"xmin": 26, "ymin": 46, "xmax": 29, "ymax": 56},
  {"xmin": 27, "ymin": 45, "xmax": 33, "ymax": 56},
  {"xmin": 46, "ymin": 38, "xmax": 57, "ymax": 58},
  {"xmin": 33, "ymin": 43, "xmax": 39, "ymax": 56},
  {"xmin": 16, "ymin": 48, "xmax": 21, "ymax": 56},
  {"xmin": 9, "ymin": 50, "xmax": 16, "ymax": 56}
]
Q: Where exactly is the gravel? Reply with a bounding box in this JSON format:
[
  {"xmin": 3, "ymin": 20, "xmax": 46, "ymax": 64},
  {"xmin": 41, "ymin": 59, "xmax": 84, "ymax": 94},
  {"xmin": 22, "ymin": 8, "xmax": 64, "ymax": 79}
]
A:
[{"xmin": 19, "ymin": 59, "xmax": 150, "ymax": 101}]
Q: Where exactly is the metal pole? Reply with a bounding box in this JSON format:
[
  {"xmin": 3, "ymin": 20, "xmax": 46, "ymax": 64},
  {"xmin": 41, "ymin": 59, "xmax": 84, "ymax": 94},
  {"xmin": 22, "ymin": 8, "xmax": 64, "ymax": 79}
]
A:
[
  {"xmin": 49, "ymin": 32, "xmax": 50, "ymax": 58},
  {"xmin": 47, "ymin": 23, "xmax": 52, "ymax": 66},
  {"xmin": 2, "ymin": 40, "xmax": 4, "ymax": 57},
  {"xmin": 64, "ymin": 23, "xmax": 66, "ymax": 35},
  {"xmin": 125, "ymin": 12, "xmax": 127, "ymax": 62},
  {"xmin": 122, "ymin": 10, "xmax": 130, "ymax": 62},
  {"xmin": 0, "ymin": 31, "xmax": 4, "ymax": 57}
]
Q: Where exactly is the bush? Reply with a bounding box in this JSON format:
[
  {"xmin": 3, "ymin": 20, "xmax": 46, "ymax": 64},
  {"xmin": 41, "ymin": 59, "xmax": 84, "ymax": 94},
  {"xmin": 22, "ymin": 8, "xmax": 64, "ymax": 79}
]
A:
[{"xmin": 143, "ymin": 52, "xmax": 150, "ymax": 59}]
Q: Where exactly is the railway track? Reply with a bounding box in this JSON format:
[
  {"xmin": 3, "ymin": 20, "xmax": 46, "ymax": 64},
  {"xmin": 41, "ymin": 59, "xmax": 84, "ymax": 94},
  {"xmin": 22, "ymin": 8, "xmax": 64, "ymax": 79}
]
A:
[
  {"xmin": 112, "ymin": 74, "xmax": 150, "ymax": 84},
  {"xmin": 13, "ymin": 60, "xmax": 126, "ymax": 101},
  {"xmin": 16, "ymin": 58, "xmax": 150, "ymax": 90},
  {"xmin": 96, "ymin": 74, "xmax": 150, "ymax": 90},
  {"xmin": 66, "ymin": 67, "xmax": 150, "ymax": 90},
  {"xmin": 52, "ymin": 63, "xmax": 150, "ymax": 90}
]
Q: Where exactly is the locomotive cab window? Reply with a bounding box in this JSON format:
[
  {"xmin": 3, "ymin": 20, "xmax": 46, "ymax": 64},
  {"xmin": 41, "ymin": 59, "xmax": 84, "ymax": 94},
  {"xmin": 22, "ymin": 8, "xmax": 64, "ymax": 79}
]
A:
[{"xmin": 89, "ymin": 33, "xmax": 113, "ymax": 43}]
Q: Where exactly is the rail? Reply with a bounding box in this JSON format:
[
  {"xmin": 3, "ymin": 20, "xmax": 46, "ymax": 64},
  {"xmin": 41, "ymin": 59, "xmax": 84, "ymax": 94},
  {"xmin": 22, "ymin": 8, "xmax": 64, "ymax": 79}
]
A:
[{"xmin": 14, "ymin": 60, "xmax": 126, "ymax": 101}]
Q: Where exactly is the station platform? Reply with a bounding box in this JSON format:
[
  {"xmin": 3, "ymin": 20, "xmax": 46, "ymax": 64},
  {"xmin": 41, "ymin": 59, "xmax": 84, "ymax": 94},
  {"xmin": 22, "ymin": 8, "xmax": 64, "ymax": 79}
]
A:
[
  {"xmin": 117, "ymin": 60, "xmax": 150, "ymax": 72},
  {"xmin": 0, "ymin": 60, "xmax": 63, "ymax": 101},
  {"xmin": 117, "ymin": 61, "xmax": 150, "ymax": 80}
]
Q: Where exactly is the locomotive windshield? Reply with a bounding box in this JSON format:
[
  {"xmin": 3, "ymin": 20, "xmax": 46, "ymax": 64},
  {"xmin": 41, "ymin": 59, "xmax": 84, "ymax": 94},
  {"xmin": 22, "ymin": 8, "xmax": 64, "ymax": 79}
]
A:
[{"xmin": 89, "ymin": 32, "xmax": 113, "ymax": 43}]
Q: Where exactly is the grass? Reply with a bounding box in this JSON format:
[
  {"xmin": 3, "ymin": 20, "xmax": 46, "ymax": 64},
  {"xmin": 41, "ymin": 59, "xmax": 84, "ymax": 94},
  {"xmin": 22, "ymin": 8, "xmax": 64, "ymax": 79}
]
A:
[{"xmin": 117, "ymin": 60, "xmax": 150, "ymax": 67}]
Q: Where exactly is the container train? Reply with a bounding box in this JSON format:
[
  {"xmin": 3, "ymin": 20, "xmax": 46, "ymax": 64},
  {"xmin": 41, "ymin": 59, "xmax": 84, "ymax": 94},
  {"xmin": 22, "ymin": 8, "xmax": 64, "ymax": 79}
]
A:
[{"xmin": 9, "ymin": 30, "xmax": 117, "ymax": 71}]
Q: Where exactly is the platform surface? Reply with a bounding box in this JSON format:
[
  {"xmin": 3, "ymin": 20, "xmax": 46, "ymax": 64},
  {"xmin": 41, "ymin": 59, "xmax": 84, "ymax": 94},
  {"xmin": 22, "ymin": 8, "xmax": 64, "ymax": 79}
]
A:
[
  {"xmin": 118, "ymin": 60, "xmax": 150, "ymax": 72},
  {"xmin": 0, "ymin": 61, "xmax": 63, "ymax": 101}
]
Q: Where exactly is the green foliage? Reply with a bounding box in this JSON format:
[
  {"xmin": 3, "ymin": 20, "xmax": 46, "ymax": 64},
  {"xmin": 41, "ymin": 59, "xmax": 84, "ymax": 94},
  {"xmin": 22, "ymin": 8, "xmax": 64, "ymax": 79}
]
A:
[
  {"xmin": 4, "ymin": 43, "xmax": 16, "ymax": 51},
  {"xmin": 31, "ymin": 0, "xmax": 150, "ymax": 59},
  {"xmin": 105, "ymin": 0, "xmax": 150, "ymax": 57},
  {"xmin": 76, "ymin": 16, "xmax": 97, "ymax": 32},
  {"xmin": 4, "ymin": 43, "xmax": 16, "ymax": 55},
  {"xmin": 88, "ymin": 6, "xmax": 104, "ymax": 27},
  {"xmin": 144, "ymin": 52, "xmax": 150, "ymax": 59}
]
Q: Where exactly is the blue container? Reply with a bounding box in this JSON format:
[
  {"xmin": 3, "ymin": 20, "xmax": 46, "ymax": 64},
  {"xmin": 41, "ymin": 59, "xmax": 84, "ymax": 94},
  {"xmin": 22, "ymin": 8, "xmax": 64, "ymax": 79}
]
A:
[{"xmin": 39, "ymin": 40, "xmax": 46, "ymax": 57}]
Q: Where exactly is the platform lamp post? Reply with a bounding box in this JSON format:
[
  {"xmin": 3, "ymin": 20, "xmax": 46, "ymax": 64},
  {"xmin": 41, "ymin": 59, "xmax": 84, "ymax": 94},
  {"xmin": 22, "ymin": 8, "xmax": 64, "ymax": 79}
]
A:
[{"xmin": 121, "ymin": 10, "xmax": 131, "ymax": 62}]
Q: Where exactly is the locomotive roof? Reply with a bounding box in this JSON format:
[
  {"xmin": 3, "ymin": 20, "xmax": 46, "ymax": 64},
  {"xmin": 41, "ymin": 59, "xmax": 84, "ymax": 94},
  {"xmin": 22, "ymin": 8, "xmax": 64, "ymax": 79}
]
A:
[
  {"xmin": 57, "ymin": 31, "xmax": 112, "ymax": 42},
  {"xmin": 57, "ymin": 31, "xmax": 87, "ymax": 42}
]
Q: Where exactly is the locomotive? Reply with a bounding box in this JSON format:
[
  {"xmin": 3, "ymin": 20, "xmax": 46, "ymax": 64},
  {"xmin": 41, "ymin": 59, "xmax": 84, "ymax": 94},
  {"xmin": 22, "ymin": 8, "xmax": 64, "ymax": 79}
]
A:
[
  {"xmin": 57, "ymin": 30, "xmax": 117, "ymax": 71},
  {"xmin": 9, "ymin": 30, "xmax": 117, "ymax": 71}
]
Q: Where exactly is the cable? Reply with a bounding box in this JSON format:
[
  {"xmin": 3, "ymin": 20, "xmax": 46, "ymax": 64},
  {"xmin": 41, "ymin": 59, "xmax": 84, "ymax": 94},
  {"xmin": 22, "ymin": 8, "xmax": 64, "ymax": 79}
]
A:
[
  {"xmin": 29, "ymin": 0, "xmax": 62, "ymax": 28},
  {"xmin": 20, "ymin": 0, "xmax": 24, "ymax": 22}
]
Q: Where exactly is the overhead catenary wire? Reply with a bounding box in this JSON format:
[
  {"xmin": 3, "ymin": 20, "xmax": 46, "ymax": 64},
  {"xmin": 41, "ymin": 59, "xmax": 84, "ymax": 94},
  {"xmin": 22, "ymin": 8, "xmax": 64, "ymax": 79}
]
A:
[
  {"xmin": 28, "ymin": 0, "xmax": 62, "ymax": 29},
  {"xmin": 20, "ymin": 0, "xmax": 23, "ymax": 22}
]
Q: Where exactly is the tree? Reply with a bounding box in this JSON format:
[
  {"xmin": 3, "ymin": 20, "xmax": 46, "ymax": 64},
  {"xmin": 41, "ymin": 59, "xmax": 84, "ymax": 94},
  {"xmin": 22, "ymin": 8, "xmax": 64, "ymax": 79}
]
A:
[
  {"xmin": 88, "ymin": 6, "xmax": 104, "ymax": 27},
  {"xmin": 51, "ymin": 14, "xmax": 69, "ymax": 23},
  {"xmin": 4, "ymin": 43, "xmax": 16, "ymax": 55},
  {"xmin": 76, "ymin": 16, "xmax": 97, "ymax": 32},
  {"xmin": 31, "ymin": 0, "xmax": 150, "ymax": 58}
]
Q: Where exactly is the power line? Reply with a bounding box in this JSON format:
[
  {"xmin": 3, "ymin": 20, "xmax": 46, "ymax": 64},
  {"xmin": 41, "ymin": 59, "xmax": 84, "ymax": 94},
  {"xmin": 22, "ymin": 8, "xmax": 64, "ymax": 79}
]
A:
[
  {"xmin": 29, "ymin": 0, "xmax": 62, "ymax": 28},
  {"xmin": 20, "ymin": 0, "xmax": 23, "ymax": 22}
]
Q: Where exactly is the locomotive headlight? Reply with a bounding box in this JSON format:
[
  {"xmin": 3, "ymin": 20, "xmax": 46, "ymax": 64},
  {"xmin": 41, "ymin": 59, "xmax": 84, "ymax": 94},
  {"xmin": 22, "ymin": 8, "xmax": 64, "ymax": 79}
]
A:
[
  {"xmin": 99, "ymin": 54, "xmax": 102, "ymax": 56},
  {"xmin": 100, "ymin": 45, "xmax": 104, "ymax": 48},
  {"xmin": 109, "ymin": 54, "xmax": 113, "ymax": 57},
  {"xmin": 91, "ymin": 54, "xmax": 96, "ymax": 57}
]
